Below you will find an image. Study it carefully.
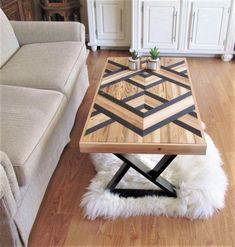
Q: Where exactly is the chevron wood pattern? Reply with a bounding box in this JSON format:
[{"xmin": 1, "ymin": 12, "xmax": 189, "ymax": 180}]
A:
[{"xmin": 80, "ymin": 57, "xmax": 206, "ymax": 154}]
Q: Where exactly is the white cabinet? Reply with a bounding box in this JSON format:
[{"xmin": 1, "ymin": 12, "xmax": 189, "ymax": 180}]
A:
[
  {"xmin": 143, "ymin": 1, "xmax": 180, "ymax": 50},
  {"xmin": 87, "ymin": 0, "xmax": 235, "ymax": 60},
  {"xmin": 132, "ymin": 0, "xmax": 233, "ymax": 55},
  {"xmin": 188, "ymin": 1, "xmax": 230, "ymax": 51},
  {"xmin": 87, "ymin": 0, "xmax": 131, "ymax": 51},
  {"xmin": 95, "ymin": 0, "xmax": 125, "ymax": 40}
]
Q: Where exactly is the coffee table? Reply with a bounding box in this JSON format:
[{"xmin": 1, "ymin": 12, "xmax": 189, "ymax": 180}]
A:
[{"xmin": 80, "ymin": 57, "xmax": 206, "ymax": 198}]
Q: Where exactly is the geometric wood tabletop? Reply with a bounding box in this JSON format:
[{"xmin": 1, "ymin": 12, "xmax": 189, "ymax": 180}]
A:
[{"xmin": 80, "ymin": 57, "xmax": 207, "ymax": 155}]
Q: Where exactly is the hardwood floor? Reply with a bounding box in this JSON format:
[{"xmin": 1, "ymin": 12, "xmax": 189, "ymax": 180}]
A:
[{"xmin": 29, "ymin": 51, "xmax": 235, "ymax": 247}]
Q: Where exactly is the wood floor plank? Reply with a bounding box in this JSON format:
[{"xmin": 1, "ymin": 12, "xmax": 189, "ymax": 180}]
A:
[{"xmin": 28, "ymin": 52, "xmax": 235, "ymax": 247}]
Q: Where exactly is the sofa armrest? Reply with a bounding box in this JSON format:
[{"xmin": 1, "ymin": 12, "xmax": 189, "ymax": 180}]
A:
[
  {"xmin": 10, "ymin": 21, "xmax": 85, "ymax": 46},
  {"xmin": 0, "ymin": 151, "xmax": 20, "ymax": 202},
  {"xmin": 0, "ymin": 165, "xmax": 18, "ymax": 218},
  {"xmin": 0, "ymin": 153, "xmax": 21, "ymax": 246}
]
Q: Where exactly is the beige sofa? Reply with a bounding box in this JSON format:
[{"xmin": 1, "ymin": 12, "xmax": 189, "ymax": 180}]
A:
[{"xmin": 0, "ymin": 9, "xmax": 89, "ymax": 246}]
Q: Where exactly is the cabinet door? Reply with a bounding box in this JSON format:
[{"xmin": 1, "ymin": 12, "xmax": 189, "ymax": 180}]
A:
[
  {"xmin": 95, "ymin": 0, "xmax": 125, "ymax": 40},
  {"xmin": 143, "ymin": 1, "xmax": 180, "ymax": 49},
  {"xmin": 189, "ymin": 1, "xmax": 230, "ymax": 50}
]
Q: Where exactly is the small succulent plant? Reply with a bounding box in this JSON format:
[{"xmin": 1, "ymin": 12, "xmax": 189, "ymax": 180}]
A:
[
  {"xmin": 150, "ymin": 47, "xmax": 160, "ymax": 60},
  {"xmin": 130, "ymin": 50, "xmax": 140, "ymax": 60}
]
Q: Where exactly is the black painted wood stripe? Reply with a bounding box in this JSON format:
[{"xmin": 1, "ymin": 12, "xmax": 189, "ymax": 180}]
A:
[
  {"xmin": 173, "ymin": 119, "xmax": 202, "ymax": 137},
  {"xmin": 167, "ymin": 60, "xmax": 185, "ymax": 69},
  {"xmin": 93, "ymin": 104, "xmax": 196, "ymax": 137},
  {"xmin": 108, "ymin": 60, "xmax": 129, "ymax": 69},
  {"xmin": 136, "ymin": 104, "xmax": 145, "ymax": 110},
  {"xmin": 143, "ymin": 92, "xmax": 192, "ymax": 117},
  {"xmin": 125, "ymin": 78, "xmax": 145, "ymax": 89},
  {"xmin": 98, "ymin": 90, "xmax": 144, "ymax": 118},
  {"xmin": 140, "ymin": 74, "xmax": 152, "ymax": 79},
  {"xmin": 122, "ymin": 91, "xmax": 145, "ymax": 102},
  {"xmin": 127, "ymin": 77, "xmax": 166, "ymax": 90},
  {"xmin": 139, "ymin": 71, "xmax": 152, "ymax": 78},
  {"xmin": 91, "ymin": 91, "xmax": 145, "ymax": 117},
  {"xmin": 144, "ymin": 104, "xmax": 153, "ymax": 110},
  {"xmin": 86, "ymin": 110, "xmax": 201, "ymax": 137},
  {"xmin": 149, "ymin": 71, "xmax": 191, "ymax": 90},
  {"xmin": 89, "ymin": 104, "xmax": 200, "ymax": 137},
  {"xmin": 85, "ymin": 118, "xmax": 115, "ymax": 135},
  {"xmin": 87, "ymin": 103, "xmax": 146, "ymax": 136},
  {"xmin": 145, "ymin": 91, "xmax": 198, "ymax": 121},
  {"xmin": 105, "ymin": 69, "xmax": 112, "ymax": 73},
  {"xmin": 145, "ymin": 90, "xmax": 168, "ymax": 103},
  {"xmin": 161, "ymin": 65, "xmax": 189, "ymax": 78},
  {"xmin": 189, "ymin": 111, "xmax": 197, "ymax": 118},
  {"xmin": 91, "ymin": 110, "xmax": 100, "ymax": 117},
  {"xmin": 103, "ymin": 68, "xmax": 127, "ymax": 78},
  {"xmin": 100, "ymin": 71, "xmax": 142, "ymax": 89},
  {"xmin": 143, "ymin": 105, "xmax": 196, "ymax": 136},
  {"xmin": 145, "ymin": 78, "xmax": 166, "ymax": 89},
  {"xmin": 94, "ymin": 104, "xmax": 143, "ymax": 136}
]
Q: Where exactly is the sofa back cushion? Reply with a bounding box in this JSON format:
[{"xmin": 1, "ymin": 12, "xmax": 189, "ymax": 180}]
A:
[{"xmin": 0, "ymin": 9, "xmax": 19, "ymax": 68}]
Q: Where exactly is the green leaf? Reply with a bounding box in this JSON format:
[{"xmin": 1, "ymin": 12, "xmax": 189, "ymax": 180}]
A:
[
  {"xmin": 150, "ymin": 47, "xmax": 160, "ymax": 60},
  {"xmin": 130, "ymin": 50, "xmax": 140, "ymax": 60}
]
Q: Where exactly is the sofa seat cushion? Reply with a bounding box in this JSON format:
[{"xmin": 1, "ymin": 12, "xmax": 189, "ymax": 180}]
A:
[
  {"xmin": 0, "ymin": 41, "xmax": 88, "ymax": 98},
  {"xmin": 0, "ymin": 85, "xmax": 67, "ymax": 186},
  {"xmin": 0, "ymin": 9, "xmax": 19, "ymax": 68}
]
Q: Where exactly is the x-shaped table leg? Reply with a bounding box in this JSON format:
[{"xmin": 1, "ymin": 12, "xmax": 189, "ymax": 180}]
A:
[{"xmin": 106, "ymin": 154, "xmax": 177, "ymax": 198}]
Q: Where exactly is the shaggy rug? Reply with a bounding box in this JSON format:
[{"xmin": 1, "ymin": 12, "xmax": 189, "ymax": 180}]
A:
[{"xmin": 81, "ymin": 133, "xmax": 228, "ymax": 220}]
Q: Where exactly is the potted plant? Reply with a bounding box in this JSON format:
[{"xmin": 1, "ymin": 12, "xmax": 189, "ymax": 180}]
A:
[
  {"xmin": 128, "ymin": 50, "xmax": 140, "ymax": 70},
  {"xmin": 148, "ymin": 47, "xmax": 160, "ymax": 71}
]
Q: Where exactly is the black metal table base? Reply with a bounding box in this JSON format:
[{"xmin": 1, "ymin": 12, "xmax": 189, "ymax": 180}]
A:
[{"xmin": 106, "ymin": 154, "xmax": 177, "ymax": 198}]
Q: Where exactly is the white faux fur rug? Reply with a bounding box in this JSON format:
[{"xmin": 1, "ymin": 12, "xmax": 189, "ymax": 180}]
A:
[{"xmin": 81, "ymin": 133, "xmax": 228, "ymax": 220}]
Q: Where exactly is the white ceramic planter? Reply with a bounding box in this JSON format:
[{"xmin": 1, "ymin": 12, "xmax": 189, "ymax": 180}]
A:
[
  {"xmin": 128, "ymin": 58, "xmax": 140, "ymax": 71},
  {"xmin": 147, "ymin": 58, "xmax": 161, "ymax": 71}
]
